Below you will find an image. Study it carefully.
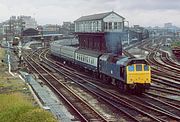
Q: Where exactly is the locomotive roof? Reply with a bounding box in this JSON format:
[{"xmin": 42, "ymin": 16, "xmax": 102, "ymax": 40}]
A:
[
  {"xmin": 126, "ymin": 57, "xmax": 148, "ymax": 65},
  {"xmin": 100, "ymin": 54, "xmax": 147, "ymax": 66},
  {"xmin": 100, "ymin": 53, "xmax": 129, "ymax": 66},
  {"xmin": 116, "ymin": 57, "xmax": 129, "ymax": 65},
  {"xmin": 100, "ymin": 54, "xmax": 127, "ymax": 60}
]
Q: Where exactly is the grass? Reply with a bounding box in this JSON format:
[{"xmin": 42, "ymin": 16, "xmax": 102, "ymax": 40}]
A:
[
  {"xmin": 0, "ymin": 47, "xmax": 5, "ymax": 59},
  {"xmin": 0, "ymin": 76, "xmax": 28, "ymax": 94},
  {"xmin": 0, "ymin": 48, "xmax": 6, "ymax": 67},
  {"xmin": 171, "ymin": 41, "xmax": 180, "ymax": 48},
  {"xmin": 0, "ymin": 93, "xmax": 57, "ymax": 122},
  {"xmin": 0, "ymin": 47, "xmax": 57, "ymax": 122}
]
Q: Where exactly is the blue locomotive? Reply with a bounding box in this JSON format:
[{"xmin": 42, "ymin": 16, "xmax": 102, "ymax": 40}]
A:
[{"xmin": 50, "ymin": 42, "xmax": 151, "ymax": 93}]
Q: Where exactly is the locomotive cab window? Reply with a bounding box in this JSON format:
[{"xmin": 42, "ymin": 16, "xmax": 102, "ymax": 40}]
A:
[
  {"xmin": 144, "ymin": 65, "xmax": 149, "ymax": 71},
  {"xmin": 136, "ymin": 64, "xmax": 142, "ymax": 71},
  {"xmin": 128, "ymin": 65, "xmax": 134, "ymax": 71}
]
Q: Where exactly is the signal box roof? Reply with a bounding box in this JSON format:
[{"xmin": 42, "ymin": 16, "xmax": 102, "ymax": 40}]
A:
[{"xmin": 75, "ymin": 11, "xmax": 125, "ymax": 22}]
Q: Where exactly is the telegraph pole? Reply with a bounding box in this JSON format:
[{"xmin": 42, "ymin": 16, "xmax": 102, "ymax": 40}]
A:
[
  {"xmin": 124, "ymin": 20, "xmax": 129, "ymax": 45},
  {"xmin": 5, "ymin": 26, "xmax": 7, "ymax": 42}
]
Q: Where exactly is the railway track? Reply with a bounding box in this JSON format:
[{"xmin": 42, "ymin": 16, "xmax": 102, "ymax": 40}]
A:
[
  {"xmin": 21, "ymin": 38, "xmax": 180, "ymax": 122},
  {"xmin": 25, "ymin": 49, "xmax": 143, "ymax": 121},
  {"xmin": 146, "ymin": 50, "xmax": 180, "ymax": 88},
  {"xmin": 161, "ymin": 51, "xmax": 180, "ymax": 71},
  {"xmin": 147, "ymin": 51, "xmax": 180, "ymax": 74},
  {"xmin": 150, "ymin": 84, "xmax": 180, "ymax": 96},
  {"xmin": 145, "ymin": 92, "xmax": 180, "ymax": 108},
  {"xmin": 37, "ymin": 48, "xmax": 180, "ymax": 122},
  {"xmin": 123, "ymin": 39, "xmax": 180, "ymax": 113},
  {"xmin": 137, "ymin": 39, "xmax": 180, "ymax": 84},
  {"xmin": 123, "ymin": 48, "xmax": 180, "ymax": 90},
  {"xmin": 23, "ymin": 50, "xmax": 109, "ymax": 122},
  {"xmin": 40, "ymin": 50, "xmax": 155, "ymax": 122}
]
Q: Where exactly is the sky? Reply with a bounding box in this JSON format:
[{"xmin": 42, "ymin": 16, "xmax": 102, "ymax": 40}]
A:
[{"xmin": 0, "ymin": 0, "xmax": 180, "ymax": 27}]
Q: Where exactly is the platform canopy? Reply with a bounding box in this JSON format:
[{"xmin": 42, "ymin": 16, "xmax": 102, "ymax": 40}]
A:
[{"xmin": 22, "ymin": 28, "xmax": 40, "ymax": 36}]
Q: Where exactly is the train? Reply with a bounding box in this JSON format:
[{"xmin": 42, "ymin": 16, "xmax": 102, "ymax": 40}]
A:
[{"xmin": 50, "ymin": 42, "xmax": 151, "ymax": 93}]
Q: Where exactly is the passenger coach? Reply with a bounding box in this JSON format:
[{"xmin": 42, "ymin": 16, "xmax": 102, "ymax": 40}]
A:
[{"xmin": 75, "ymin": 49, "xmax": 102, "ymax": 72}]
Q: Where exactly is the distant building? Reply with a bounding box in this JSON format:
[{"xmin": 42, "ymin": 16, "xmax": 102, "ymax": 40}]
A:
[
  {"xmin": 0, "ymin": 22, "xmax": 13, "ymax": 40},
  {"xmin": 60, "ymin": 22, "xmax": 75, "ymax": 35},
  {"xmin": 62, "ymin": 22, "xmax": 71, "ymax": 29},
  {"xmin": 69, "ymin": 23, "xmax": 75, "ymax": 34},
  {"xmin": 163, "ymin": 22, "xmax": 179, "ymax": 35},
  {"xmin": 0, "ymin": 24, "xmax": 3, "ymax": 35},
  {"xmin": 0, "ymin": 15, "xmax": 37, "ymax": 37},
  {"xmin": 164, "ymin": 23, "xmax": 173, "ymax": 28},
  {"xmin": 133, "ymin": 25, "xmax": 140, "ymax": 28},
  {"xmin": 42, "ymin": 24, "xmax": 60, "ymax": 34},
  {"xmin": 123, "ymin": 25, "xmax": 149, "ymax": 44},
  {"xmin": 18, "ymin": 16, "xmax": 37, "ymax": 29}
]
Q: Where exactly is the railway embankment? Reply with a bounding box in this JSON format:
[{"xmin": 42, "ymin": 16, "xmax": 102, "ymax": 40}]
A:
[{"xmin": 0, "ymin": 47, "xmax": 57, "ymax": 122}]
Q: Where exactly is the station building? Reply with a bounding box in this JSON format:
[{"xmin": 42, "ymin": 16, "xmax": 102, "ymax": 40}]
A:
[{"xmin": 74, "ymin": 11, "xmax": 126, "ymax": 55}]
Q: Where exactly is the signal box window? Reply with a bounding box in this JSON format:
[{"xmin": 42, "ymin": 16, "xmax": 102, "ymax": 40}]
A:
[
  {"xmin": 128, "ymin": 65, "xmax": 134, "ymax": 71},
  {"xmin": 144, "ymin": 65, "xmax": 149, "ymax": 71},
  {"xmin": 136, "ymin": 65, "xmax": 142, "ymax": 71},
  {"xmin": 118, "ymin": 22, "xmax": 122, "ymax": 29},
  {"xmin": 109, "ymin": 22, "xmax": 112, "ymax": 29},
  {"xmin": 105, "ymin": 22, "xmax": 108, "ymax": 30},
  {"xmin": 114, "ymin": 22, "xmax": 117, "ymax": 29}
]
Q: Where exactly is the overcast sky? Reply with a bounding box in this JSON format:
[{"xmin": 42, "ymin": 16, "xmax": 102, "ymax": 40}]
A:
[{"xmin": 0, "ymin": 0, "xmax": 180, "ymax": 27}]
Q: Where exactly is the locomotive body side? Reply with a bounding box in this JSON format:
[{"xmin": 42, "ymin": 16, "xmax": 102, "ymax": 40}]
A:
[{"xmin": 99, "ymin": 54, "xmax": 127, "ymax": 82}]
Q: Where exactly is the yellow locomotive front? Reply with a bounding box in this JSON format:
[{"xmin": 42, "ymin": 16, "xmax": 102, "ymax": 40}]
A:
[{"xmin": 126, "ymin": 59, "xmax": 151, "ymax": 91}]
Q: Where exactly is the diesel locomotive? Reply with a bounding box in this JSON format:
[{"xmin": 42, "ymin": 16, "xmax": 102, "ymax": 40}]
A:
[{"xmin": 50, "ymin": 42, "xmax": 151, "ymax": 93}]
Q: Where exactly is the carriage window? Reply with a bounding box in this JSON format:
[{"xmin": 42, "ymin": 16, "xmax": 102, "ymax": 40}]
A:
[
  {"xmin": 128, "ymin": 65, "xmax": 134, "ymax": 71},
  {"xmin": 92, "ymin": 59, "xmax": 94, "ymax": 64},
  {"xmin": 136, "ymin": 65, "xmax": 142, "ymax": 71},
  {"xmin": 91, "ymin": 59, "xmax": 94, "ymax": 64},
  {"xmin": 144, "ymin": 65, "xmax": 149, "ymax": 71}
]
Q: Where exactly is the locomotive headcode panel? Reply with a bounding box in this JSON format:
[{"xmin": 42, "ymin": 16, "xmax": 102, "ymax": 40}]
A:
[{"xmin": 126, "ymin": 63, "xmax": 151, "ymax": 84}]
